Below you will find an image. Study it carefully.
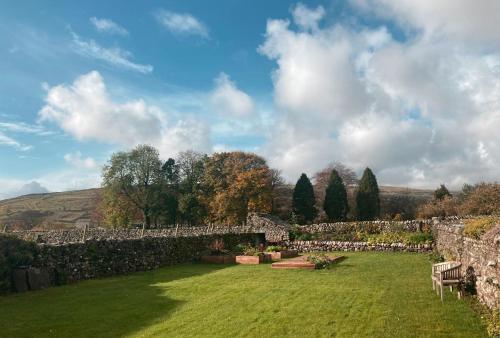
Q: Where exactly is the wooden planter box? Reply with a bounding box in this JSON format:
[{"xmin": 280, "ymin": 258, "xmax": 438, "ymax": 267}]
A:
[
  {"xmin": 235, "ymin": 253, "xmax": 272, "ymax": 265},
  {"xmin": 200, "ymin": 255, "xmax": 236, "ymax": 264},
  {"xmin": 268, "ymin": 250, "xmax": 299, "ymax": 261}
]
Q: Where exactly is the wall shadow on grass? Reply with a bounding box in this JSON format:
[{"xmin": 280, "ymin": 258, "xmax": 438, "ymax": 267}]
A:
[{"xmin": 0, "ymin": 263, "xmax": 231, "ymax": 338}]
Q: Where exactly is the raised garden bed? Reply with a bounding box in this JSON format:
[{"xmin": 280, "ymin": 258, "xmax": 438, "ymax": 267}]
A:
[
  {"xmin": 271, "ymin": 255, "xmax": 344, "ymax": 270},
  {"xmin": 200, "ymin": 255, "xmax": 236, "ymax": 264},
  {"xmin": 268, "ymin": 250, "xmax": 298, "ymax": 261},
  {"xmin": 235, "ymin": 253, "xmax": 272, "ymax": 265}
]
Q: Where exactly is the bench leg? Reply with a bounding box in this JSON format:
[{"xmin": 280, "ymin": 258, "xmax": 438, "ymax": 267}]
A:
[
  {"xmin": 440, "ymin": 284, "xmax": 444, "ymax": 302},
  {"xmin": 449, "ymin": 285, "xmax": 453, "ymax": 292}
]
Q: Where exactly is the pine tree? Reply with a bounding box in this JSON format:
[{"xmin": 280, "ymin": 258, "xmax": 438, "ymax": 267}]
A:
[
  {"xmin": 434, "ymin": 184, "xmax": 451, "ymax": 200},
  {"xmin": 292, "ymin": 173, "xmax": 317, "ymax": 224},
  {"xmin": 355, "ymin": 167, "xmax": 380, "ymax": 220},
  {"xmin": 323, "ymin": 169, "xmax": 348, "ymax": 222}
]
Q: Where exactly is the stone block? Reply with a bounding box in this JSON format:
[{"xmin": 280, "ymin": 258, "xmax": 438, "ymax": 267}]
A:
[{"xmin": 27, "ymin": 268, "xmax": 51, "ymax": 290}]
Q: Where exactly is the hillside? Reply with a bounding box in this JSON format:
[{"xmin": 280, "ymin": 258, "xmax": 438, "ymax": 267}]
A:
[
  {"xmin": 0, "ymin": 188, "xmax": 101, "ymax": 230},
  {"xmin": 0, "ymin": 185, "xmax": 435, "ymax": 230}
]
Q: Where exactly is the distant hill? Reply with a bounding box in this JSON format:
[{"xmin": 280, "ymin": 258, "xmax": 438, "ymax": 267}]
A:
[
  {"xmin": 0, "ymin": 185, "xmax": 435, "ymax": 230},
  {"xmin": 0, "ymin": 188, "xmax": 101, "ymax": 230}
]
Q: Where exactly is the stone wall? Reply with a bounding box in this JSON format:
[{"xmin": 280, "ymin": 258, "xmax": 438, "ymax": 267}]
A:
[
  {"xmin": 288, "ymin": 240, "xmax": 432, "ymax": 253},
  {"xmin": 7, "ymin": 213, "xmax": 289, "ymax": 245},
  {"xmin": 435, "ymin": 221, "xmax": 499, "ymax": 310},
  {"xmin": 297, "ymin": 219, "xmax": 432, "ymax": 234},
  {"xmin": 12, "ymin": 233, "xmax": 259, "ymax": 290}
]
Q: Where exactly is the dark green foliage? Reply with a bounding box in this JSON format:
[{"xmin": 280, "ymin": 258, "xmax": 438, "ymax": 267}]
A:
[
  {"xmin": 0, "ymin": 235, "xmax": 38, "ymax": 294},
  {"xmin": 292, "ymin": 173, "xmax": 317, "ymax": 224},
  {"xmin": 323, "ymin": 170, "xmax": 349, "ymax": 221},
  {"xmin": 434, "ymin": 184, "xmax": 451, "ymax": 200},
  {"xmin": 355, "ymin": 168, "xmax": 380, "ymax": 220}
]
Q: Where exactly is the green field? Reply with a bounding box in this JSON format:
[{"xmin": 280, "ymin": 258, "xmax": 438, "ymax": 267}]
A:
[{"xmin": 0, "ymin": 252, "xmax": 487, "ymax": 337}]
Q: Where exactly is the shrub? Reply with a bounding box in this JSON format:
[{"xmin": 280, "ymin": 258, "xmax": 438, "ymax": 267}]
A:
[
  {"xmin": 242, "ymin": 246, "xmax": 260, "ymax": 256},
  {"xmin": 417, "ymin": 196, "xmax": 459, "ymax": 219},
  {"xmin": 306, "ymin": 253, "xmax": 335, "ymax": 269},
  {"xmin": 428, "ymin": 249, "xmax": 444, "ymax": 263},
  {"xmin": 365, "ymin": 232, "xmax": 433, "ymax": 245},
  {"xmin": 0, "ymin": 235, "xmax": 38, "ymax": 294},
  {"xmin": 459, "ymin": 183, "xmax": 500, "ymax": 216},
  {"xmin": 463, "ymin": 217, "xmax": 499, "ymax": 239},
  {"xmin": 265, "ymin": 245, "xmax": 285, "ymax": 252},
  {"xmin": 233, "ymin": 244, "xmax": 246, "ymax": 254},
  {"xmin": 487, "ymin": 310, "xmax": 500, "ymax": 337}
]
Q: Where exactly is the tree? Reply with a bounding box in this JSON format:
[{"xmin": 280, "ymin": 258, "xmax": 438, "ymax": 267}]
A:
[
  {"xmin": 292, "ymin": 173, "xmax": 317, "ymax": 224},
  {"xmin": 270, "ymin": 168, "xmax": 285, "ymax": 214},
  {"xmin": 176, "ymin": 151, "xmax": 207, "ymax": 225},
  {"xmin": 434, "ymin": 184, "xmax": 451, "ymax": 200},
  {"xmin": 202, "ymin": 152, "xmax": 273, "ymax": 224},
  {"xmin": 102, "ymin": 144, "xmax": 163, "ymax": 228},
  {"xmin": 313, "ymin": 162, "xmax": 357, "ymax": 216},
  {"xmin": 99, "ymin": 188, "xmax": 139, "ymax": 228},
  {"xmin": 323, "ymin": 170, "xmax": 348, "ymax": 221},
  {"xmin": 355, "ymin": 168, "xmax": 380, "ymax": 220},
  {"xmin": 151, "ymin": 158, "xmax": 180, "ymax": 226}
]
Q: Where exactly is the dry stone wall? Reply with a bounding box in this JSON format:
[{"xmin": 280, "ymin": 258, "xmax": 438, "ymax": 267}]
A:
[
  {"xmin": 7, "ymin": 213, "xmax": 289, "ymax": 244},
  {"xmin": 289, "ymin": 240, "xmax": 432, "ymax": 253},
  {"xmin": 435, "ymin": 221, "xmax": 500, "ymax": 310},
  {"xmin": 10, "ymin": 233, "xmax": 259, "ymax": 291},
  {"xmin": 297, "ymin": 219, "xmax": 432, "ymax": 234}
]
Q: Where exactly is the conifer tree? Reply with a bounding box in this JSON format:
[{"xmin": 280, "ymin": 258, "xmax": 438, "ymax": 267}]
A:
[
  {"xmin": 323, "ymin": 169, "xmax": 348, "ymax": 222},
  {"xmin": 292, "ymin": 173, "xmax": 317, "ymax": 224},
  {"xmin": 434, "ymin": 184, "xmax": 451, "ymax": 200},
  {"xmin": 355, "ymin": 167, "xmax": 380, "ymax": 220}
]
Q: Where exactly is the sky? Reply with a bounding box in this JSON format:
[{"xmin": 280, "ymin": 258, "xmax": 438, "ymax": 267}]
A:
[{"xmin": 0, "ymin": 0, "xmax": 499, "ymax": 199}]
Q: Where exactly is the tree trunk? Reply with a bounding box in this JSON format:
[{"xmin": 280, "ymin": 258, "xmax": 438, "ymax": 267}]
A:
[{"xmin": 143, "ymin": 209, "xmax": 151, "ymax": 229}]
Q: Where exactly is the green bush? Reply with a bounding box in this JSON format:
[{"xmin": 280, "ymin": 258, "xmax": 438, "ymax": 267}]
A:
[
  {"xmin": 0, "ymin": 235, "xmax": 38, "ymax": 294},
  {"xmin": 242, "ymin": 246, "xmax": 260, "ymax": 256},
  {"xmin": 463, "ymin": 217, "xmax": 499, "ymax": 240},
  {"xmin": 428, "ymin": 249, "xmax": 444, "ymax": 263},
  {"xmin": 487, "ymin": 310, "xmax": 500, "ymax": 337},
  {"xmin": 265, "ymin": 245, "xmax": 285, "ymax": 252},
  {"xmin": 306, "ymin": 253, "xmax": 335, "ymax": 269}
]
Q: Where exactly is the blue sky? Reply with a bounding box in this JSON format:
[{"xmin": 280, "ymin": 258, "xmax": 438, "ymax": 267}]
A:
[{"xmin": 1, "ymin": 0, "xmax": 499, "ymax": 198}]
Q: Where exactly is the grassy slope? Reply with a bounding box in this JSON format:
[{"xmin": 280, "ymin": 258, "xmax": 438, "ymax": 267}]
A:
[
  {"xmin": 0, "ymin": 185, "xmax": 433, "ymax": 229},
  {"xmin": 0, "ymin": 188, "xmax": 100, "ymax": 228},
  {"xmin": 0, "ymin": 252, "xmax": 487, "ymax": 337}
]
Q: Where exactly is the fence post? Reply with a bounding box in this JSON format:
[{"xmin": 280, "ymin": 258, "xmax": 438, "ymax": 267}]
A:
[
  {"xmin": 141, "ymin": 223, "xmax": 145, "ymax": 238},
  {"xmin": 175, "ymin": 223, "xmax": 179, "ymax": 237},
  {"xmin": 82, "ymin": 224, "xmax": 87, "ymax": 243},
  {"xmin": 2, "ymin": 225, "xmax": 6, "ymax": 233}
]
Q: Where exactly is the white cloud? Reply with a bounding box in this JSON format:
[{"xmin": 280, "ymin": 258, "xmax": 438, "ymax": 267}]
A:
[
  {"xmin": 0, "ymin": 131, "xmax": 32, "ymax": 151},
  {"xmin": 210, "ymin": 72, "xmax": 255, "ymax": 117},
  {"xmin": 154, "ymin": 10, "xmax": 209, "ymax": 38},
  {"xmin": 71, "ymin": 32, "xmax": 153, "ymax": 73},
  {"xmin": 292, "ymin": 3, "xmax": 325, "ymax": 31},
  {"xmin": 0, "ymin": 180, "xmax": 49, "ymax": 200},
  {"xmin": 0, "ymin": 121, "xmax": 53, "ymax": 136},
  {"xmin": 39, "ymin": 71, "xmax": 211, "ymax": 158},
  {"xmin": 351, "ymin": 0, "xmax": 500, "ymax": 47},
  {"xmin": 257, "ymin": 3, "xmax": 500, "ymax": 188},
  {"xmin": 64, "ymin": 151, "xmax": 98, "ymax": 169},
  {"xmin": 90, "ymin": 17, "xmax": 128, "ymax": 36}
]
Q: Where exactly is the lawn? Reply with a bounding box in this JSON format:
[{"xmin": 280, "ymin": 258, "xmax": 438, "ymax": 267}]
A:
[{"xmin": 0, "ymin": 252, "xmax": 487, "ymax": 337}]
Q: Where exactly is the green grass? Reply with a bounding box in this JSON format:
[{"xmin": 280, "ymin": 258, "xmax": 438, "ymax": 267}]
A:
[{"xmin": 0, "ymin": 252, "xmax": 487, "ymax": 337}]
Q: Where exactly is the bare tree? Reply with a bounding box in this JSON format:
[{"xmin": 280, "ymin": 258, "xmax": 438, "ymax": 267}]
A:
[{"xmin": 313, "ymin": 162, "xmax": 358, "ymax": 219}]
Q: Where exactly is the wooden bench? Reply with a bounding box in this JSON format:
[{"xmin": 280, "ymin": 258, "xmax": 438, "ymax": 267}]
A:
[{"xmin": 431, "ymin": 261, "xmax": 462, "ymax": 301}]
